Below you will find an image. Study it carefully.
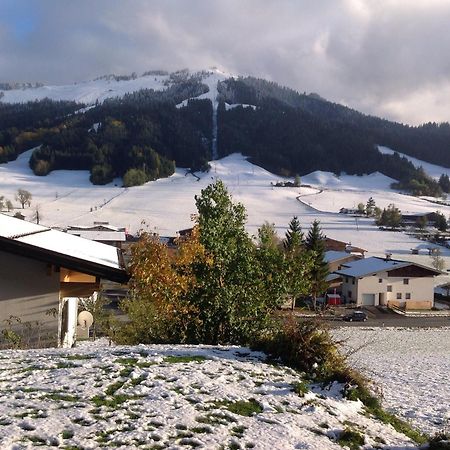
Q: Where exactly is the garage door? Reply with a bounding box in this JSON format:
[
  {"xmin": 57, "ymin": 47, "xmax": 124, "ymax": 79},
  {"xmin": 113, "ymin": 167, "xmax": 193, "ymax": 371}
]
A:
[{"xmin": 361, "ymin": 294, "xmax": 375, "ymax": 305}]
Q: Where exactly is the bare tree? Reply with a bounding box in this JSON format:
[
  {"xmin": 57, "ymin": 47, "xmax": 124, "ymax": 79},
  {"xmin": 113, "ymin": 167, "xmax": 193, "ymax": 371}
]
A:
[
  {"xmin": 15, "ymin": 189, "xmax": 32, "ymax": 209},
  {"xmin": 32, "ymin": 205, "xmax": 42, "ymax": 225}
]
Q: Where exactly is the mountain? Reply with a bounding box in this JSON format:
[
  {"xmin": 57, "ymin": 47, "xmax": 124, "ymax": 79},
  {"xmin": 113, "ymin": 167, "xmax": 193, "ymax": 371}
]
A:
[{"xmin": 1, "ymin": 68, "xmax": 449, "ymax": 195}]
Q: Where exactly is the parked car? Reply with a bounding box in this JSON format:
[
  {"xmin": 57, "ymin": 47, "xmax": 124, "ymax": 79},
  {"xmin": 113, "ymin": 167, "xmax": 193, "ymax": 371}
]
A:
[{"xmin": 343, "ymin": 310, "xmax": 368, "ymax": 322}]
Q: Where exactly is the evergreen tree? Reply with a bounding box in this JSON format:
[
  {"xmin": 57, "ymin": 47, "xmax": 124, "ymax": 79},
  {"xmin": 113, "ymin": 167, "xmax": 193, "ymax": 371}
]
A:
[
  {"xmin": 283, "ymin": 216, "xmax": 303, "ymax": 252},
  {"xmin": 434, "ymin": 211, "xmax": 448, "ymax": 232},
  {"xmin": 283, "ymin": 217, "xmax": 311, "ymax": 310},
  {"xmin": 305, "ymin": 220, "xmax": 329, "ymax": 310},
  {"xmin": 366, "ymin": 197, "xmax": 376, "ymax": 216},
  {"xmin": 438, "ymin": 174, "xmax": 450, "ymax": 193},
  {"xmin": 376, "ymin": 204, "xmax": 402, "ymax": 228}
]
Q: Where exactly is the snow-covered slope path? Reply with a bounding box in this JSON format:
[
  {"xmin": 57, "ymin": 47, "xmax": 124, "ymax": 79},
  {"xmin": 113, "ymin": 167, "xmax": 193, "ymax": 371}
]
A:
[{"xmin": 0, "ymin": 341, "xmax": 418, "ymax": 449}]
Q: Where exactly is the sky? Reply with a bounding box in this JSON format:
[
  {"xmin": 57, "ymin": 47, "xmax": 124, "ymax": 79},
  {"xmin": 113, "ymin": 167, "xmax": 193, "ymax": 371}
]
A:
[{"xmin": 1, "ymin": 0, "xmax": 450, "ymax": 125}]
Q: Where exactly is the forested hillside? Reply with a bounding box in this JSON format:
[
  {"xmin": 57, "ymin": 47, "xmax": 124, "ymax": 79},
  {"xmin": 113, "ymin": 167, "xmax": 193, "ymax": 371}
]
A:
[
  {"xmin": 218, "ymin": 77, "xmax": 447, "ymax": 196},
  {"xmin": 1, "ymin": 70, "xmax": 449, "ymax": 193}
]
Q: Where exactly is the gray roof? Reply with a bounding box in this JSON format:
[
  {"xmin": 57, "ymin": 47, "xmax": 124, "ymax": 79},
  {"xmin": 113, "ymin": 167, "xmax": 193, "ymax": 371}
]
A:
[
  {"xmin": 333, "ymin": 256, "xmax": 440, "ymax": 278},
  {"xmin": 324, "ymin": 250, "xmax": 353, "ymax": 263}
]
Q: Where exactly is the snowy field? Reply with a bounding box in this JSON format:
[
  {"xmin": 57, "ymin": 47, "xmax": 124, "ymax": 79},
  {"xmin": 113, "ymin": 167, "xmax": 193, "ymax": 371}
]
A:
[
  {"xmin": 335, "ymin": 327, "xmax": 450, "ymax": 435},
  {"xmin": 2, "ymin": 148, "xmax": 450, "ymax": 288},
  {"xmin": 0, "ymin": 340, "xmax": 419, "ymax": 450}
]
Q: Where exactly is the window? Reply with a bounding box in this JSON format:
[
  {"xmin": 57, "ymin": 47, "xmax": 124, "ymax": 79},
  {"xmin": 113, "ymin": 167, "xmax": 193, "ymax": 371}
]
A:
[
  {"xmin": 345, "ymin": 277, "xmax": 348, "ymax": 283},
  {"xmin": 348, "ymin": 291, "xmax": 352, "ymax": 299},
  {"xmin": 396, "ymin": 293, "xmax": 402, "ymax": 299},
  {"xmin": 352, "ymin": 278, "xmax": 355, "ymax": 285},
  {"xmin": 387, "ymin": 285, "xmax": 392, "ymax": 292},
  {"xmin": 403, "ymin": 278, "xmax": 409, "ymax": 285},
  {"xmin": 406, "ymin": 293, "xmax": 411, "ymax": 300},
  {"xmin": 378, "ymin": 278, "xmax": 382, "ymax": 283}
]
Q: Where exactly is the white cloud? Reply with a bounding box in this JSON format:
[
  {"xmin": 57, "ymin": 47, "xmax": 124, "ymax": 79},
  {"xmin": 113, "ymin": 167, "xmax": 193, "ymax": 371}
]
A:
[{"xmin": 0, "ymin": 0, "xmax": 450, "ymax": 124}]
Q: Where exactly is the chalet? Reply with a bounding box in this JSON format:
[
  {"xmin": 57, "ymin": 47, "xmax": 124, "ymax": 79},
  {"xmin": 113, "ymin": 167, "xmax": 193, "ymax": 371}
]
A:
[
  {"xmin": 334, "ymin": 256, "xmax": 441, "ymax": 310},
  {"xmin": 66, "ymin": 222, "xmax": 128, "ymax": 248},
  {"xmin": 0, "ymin": 214, "xmax": 128, "ymax": 348},
  {"xmin": 401, "ymin": 212, "xmax": 439, "ymax": 227},
  {"xmin": 324, "ymin": 237, "xmax": 366, "ymax": 257}
]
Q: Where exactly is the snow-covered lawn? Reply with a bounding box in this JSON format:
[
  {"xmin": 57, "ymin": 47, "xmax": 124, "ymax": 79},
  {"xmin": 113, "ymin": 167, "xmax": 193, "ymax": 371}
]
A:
[
  {"xmin": 336, "ymin": 327, "xmax": 450, "ymax": 435},
  {"xmin": 0, "ymin": 340, "xmax": 419, "ymax": 450}
]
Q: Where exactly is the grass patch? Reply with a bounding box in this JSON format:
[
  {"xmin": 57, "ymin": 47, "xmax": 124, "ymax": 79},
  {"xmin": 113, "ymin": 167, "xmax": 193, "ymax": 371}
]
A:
[
  {"xmin": 345, "ymin": 385, "xmax": 427, "ymax": 444},
  {"xmin": 91, "ymin": 394, "xmax": 131, "ymax": 408},
  {"xmin": 24, "ymin": 435, "xmax": 47, "ymax": 446},
  {"xmin": 130, "ymin": 374, "xmax": 147, "ymax": 386},
  {"xmin": 62, "ymin": 429, "xmax": 74, "ymax": 439},
  {"xmin": 196, "ymin": 412, "xmax": 237, "ymax": 425},
  {"xmin": 116, "ymin": 357, "xmax": 138, "ymax": 365},
  {"xmin": 64, "ymin": 354, "xmax": 94, "ymax": 360},
  {"xmin": 292, "ymin": 381, "xmax": 309, "ymax": 397},
  {"xmin": 337, "ymin": 428, "xmax": 365, "ymax": 450},
  {"xmin": 136, "ymin": 361, "xmax": 158, "ymax": 368},
  {"xmin": 44, "ymin": 392, "xmax": 80, "ymax": 402},
  {"xmin": 105, "ymin": 380, "xmax": 127, "ymax": 396},
  {"xmin": 191, "ymin": 426, "xmax": 213, "ymax": 434},
  {"xmin": 119, "ymin": 367, "xmax": 134, "ymax": 378},
  {"xmin": 56, "ymin": 362, "xmax": 77, "ymax": 369},
  {"xmin": 215, "ymin": 399, "xmax": 263, "ymax": 417},
  {"xmin": 231, "ymin": 425, "xmax": 246, "ymax": 438},
  {"xmin": 164, "ymin": 355, "xmax": 207, "ymax": 364}
]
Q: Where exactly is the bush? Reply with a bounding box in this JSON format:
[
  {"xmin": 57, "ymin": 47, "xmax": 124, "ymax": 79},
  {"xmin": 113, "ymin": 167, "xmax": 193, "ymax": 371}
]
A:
[
  {"xmin": 90, "ymin": 164, "xmax": 114, "ymax": 185},
  {"xmin": 254, "ymin": 317, "xmax": 347, "ymax": 380},
  {"xmin": 123, "ymin": 168, "xmax": 147, "ymax": 187}
]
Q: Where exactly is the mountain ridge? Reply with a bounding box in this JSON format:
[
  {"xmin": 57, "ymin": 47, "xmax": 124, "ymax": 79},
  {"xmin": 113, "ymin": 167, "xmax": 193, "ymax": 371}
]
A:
[{"xmin": 1, "ymin": 69, "xmax": 449, "ymax": 196}]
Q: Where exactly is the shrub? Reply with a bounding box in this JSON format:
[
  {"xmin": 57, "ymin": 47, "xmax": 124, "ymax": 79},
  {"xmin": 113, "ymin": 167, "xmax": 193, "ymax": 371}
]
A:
[
  {"xmin": 254, "ymin": 317, "xmax": 347, "ymax": 380},
  {"xmin": 123, "ymin": 168, "xmax": 147, "ymax": 187},
  {"xmin": 90, "ymin": 164, "xmax": 114, "ymax": 185},
  {"xmin": 337, "ymin": 428, "xmax": 365, "ymax": 450}
]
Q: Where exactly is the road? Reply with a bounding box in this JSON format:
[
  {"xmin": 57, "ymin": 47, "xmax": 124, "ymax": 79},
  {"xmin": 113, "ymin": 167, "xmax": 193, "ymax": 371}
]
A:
[{"xmin": 324, "ymin": 306, "xmax": 450, "ymax": 328}]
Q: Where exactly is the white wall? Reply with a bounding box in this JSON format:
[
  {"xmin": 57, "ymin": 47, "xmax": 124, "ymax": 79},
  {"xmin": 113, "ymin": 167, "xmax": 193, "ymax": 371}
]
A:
[{"xmin": 349, "ymin": 271, "xmax": 434, "ymax": 306}]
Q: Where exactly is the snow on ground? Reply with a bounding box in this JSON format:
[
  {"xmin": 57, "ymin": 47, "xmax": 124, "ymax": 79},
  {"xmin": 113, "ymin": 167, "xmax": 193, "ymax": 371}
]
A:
[
  {"xmin": 0, "ymin": 74, "xmax": 169, "ymax": 105},
  {"xmin": 378, "ymin": 145, "xmax": 450, "ymax": 180},
  {"xmin": 2, "ymin": 150, "xmax": 450, "ymax": 285},
  {"xmin": 0, "ymin": 340, "xmax": 418, "ymax": 449},
  {"xmin": 335, "ymin": 327, "xmax": 450, "ymax": 435}
]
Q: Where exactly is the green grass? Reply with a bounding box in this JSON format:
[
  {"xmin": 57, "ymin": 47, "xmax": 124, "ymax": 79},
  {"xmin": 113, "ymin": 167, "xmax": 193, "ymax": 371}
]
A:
[
  {"xmin": 130, "ymin": 374, "xmax": 147, "ymax": 386},
  {"xmin": 292, "ymin": 380, "xmax": 309, "ymax": 397},
  {"xmin": 91, "ymin": 394, "xmax": 129, "ymax": 408},
  {"xmin": 337, "ymin": 428, "xmax": 365, "ymax": 450},
  {"xmin": 24, "ymin": 435, "xmax": 47, "ymax": 446},
  {"xmin": 345, "ymin": 385, "xmax": 428, "ymax": 444},
  {"xmin": 164, "ymin": 355, "xmax": 208, "ymax": 364},
  {"xmin": 191, "ymin": 426, "xmax": 213, "ymax": 434},
  {"xmin": 215, "ymin": 399, "xmax": 263, "ymax": 417},
  {"xmin": 116, "ymin": 357, "xmax": 138, "ymax": 365},
  {"xmin": 64, "ymin": 354, "xmax": 94, "ymax": 360},
  {"xmin": 105, "ymin": 380, "xmax": 127, "ymax": 396},
  {"xmin": 44, "ymin": 392, "xmax": 80, "ymax": 402},
  {"xmin": 62, "ymin": 429, "xmax": 74, "ymax": 439}
]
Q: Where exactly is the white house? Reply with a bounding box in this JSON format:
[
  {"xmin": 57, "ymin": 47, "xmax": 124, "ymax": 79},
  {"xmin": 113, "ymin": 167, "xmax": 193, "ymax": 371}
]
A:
[
  {"xmin": 334, "ymin": 256, "xmax": 441, "ymax": 310},
  {"xmin": 0, "ymin": 214, "xmax": 128, "ymax": 348}
]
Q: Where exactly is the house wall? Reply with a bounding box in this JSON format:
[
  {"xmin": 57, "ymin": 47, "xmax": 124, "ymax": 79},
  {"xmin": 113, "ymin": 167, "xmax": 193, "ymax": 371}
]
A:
[
  {"xmin": 351, "ymin": 271, "xmax": 434, "ymax": 308},
  {"xmin": 341, "ymin": 277, "xmax": 358, "ymax": 303},
  {"xmin": 0, "ymin": 250, "xmax": 60, "ymax": 345}
]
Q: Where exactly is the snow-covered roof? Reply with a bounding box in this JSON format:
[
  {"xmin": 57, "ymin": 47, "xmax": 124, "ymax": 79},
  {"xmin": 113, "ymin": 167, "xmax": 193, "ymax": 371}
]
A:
[
  {"xmin": 334, "ymin": 256, "xmax": 440, "ymax": 278},
  {"xmin": 0, "ymin": 214, "xmax": 127, "ymax": 281},
  {"xmin": 66, "ymin": 230, "xmax": 126, "ymax": 242}
]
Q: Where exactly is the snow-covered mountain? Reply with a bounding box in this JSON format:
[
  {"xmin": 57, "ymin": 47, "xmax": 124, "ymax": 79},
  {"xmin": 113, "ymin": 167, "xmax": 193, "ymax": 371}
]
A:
[{"xmin": 0, "ymin": 68, "xmax": 231, "ymax": 105}]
